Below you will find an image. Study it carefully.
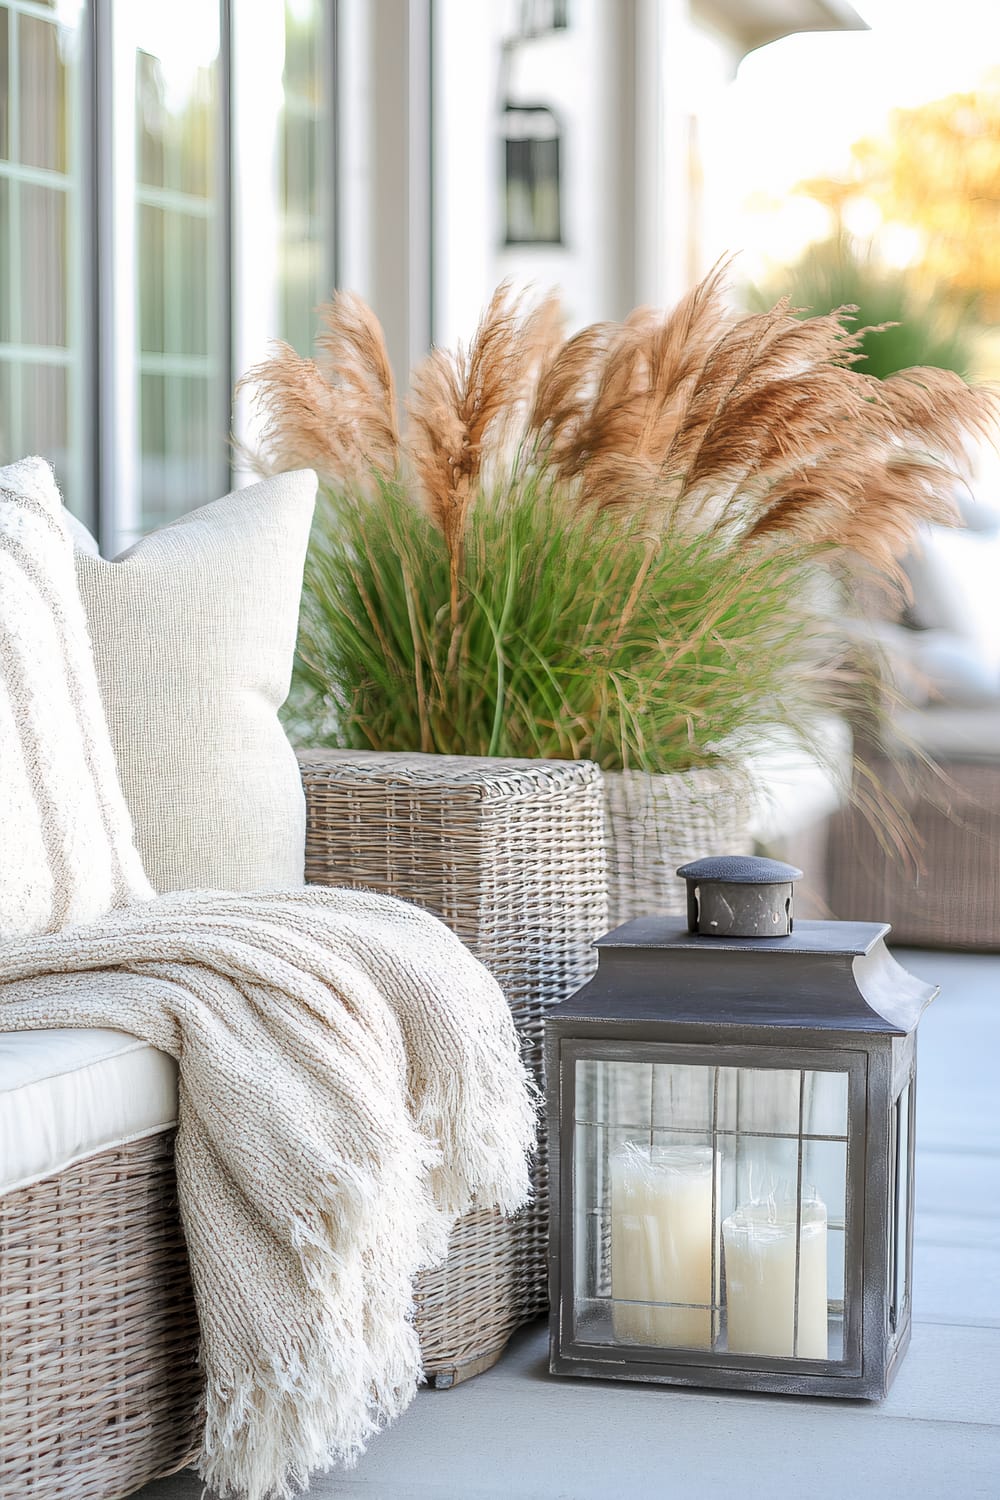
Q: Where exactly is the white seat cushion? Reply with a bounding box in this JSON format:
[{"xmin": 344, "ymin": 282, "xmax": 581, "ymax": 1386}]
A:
[{"xmin": 0, "ymin": 1026, "xmax": 178, "ymax": 1196}]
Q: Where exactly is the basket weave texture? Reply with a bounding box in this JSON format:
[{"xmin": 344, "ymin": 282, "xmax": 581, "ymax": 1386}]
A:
[
  {"xmin": 603, "ymin": 766, "xmax": 756, "ymax": 929},
  {"xmin": 0, "ymin": 751, "xmax": 605, "ymax": 1497},
  {"xmin": 0, "ymin": 1133, "xmax": 201, "ymax": 1500},
  {"xmin": 299, "ymin": 749, "xmax": 608, "ymax": 1384}
]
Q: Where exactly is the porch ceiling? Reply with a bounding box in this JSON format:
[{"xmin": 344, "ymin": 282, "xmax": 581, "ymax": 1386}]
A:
[{"xmin": 695, "ymin": 0, "xmax": 868, "ymax": 57}]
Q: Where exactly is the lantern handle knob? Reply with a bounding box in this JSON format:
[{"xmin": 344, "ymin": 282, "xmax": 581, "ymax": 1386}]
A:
[{"xmin": 676, "ymin": 855, "xmax": 802, "ymax": 938}]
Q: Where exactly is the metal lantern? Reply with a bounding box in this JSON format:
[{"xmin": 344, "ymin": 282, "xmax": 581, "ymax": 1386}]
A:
[{"xmin": 545, "ymin": 855, "xmax": 936, "ymax": 1399}]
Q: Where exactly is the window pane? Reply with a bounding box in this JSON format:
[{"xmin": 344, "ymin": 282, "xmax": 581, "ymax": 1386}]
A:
[
  {"xmin": 0, "ymin": 2, "xmax": 84, "ymax": 516},
  {"xmin": 0, "ymin": 360, "xmax": 12, "ymax": 456},
  {"xmin": 1, "ymin": 8, "xmax": 9, "ymax": 161},
  {"xmin": 179, "ymin": 372, "xmax": 220, "ymax": 491},
  {"xmin": 133, "ymin": 2, "xmax": 226, "ymax": 528},
  {"xmin": 20, "ymin": 182, "xmax": 68, "ymax": 345},
  {"xmin": 138, "ymin": 203, "xmax": 166, "ymax": 353},
  {"xmin": 0, "ymin": 177, "xmax": 8, "ymax": 340},
  {"xmin": 20, "ymin": 12, "xmax": 69, "ymax": 172},
  {"xmin": 139, "ymin": 203, "xmax": 214, "ymax": 361},
  {"xmin": 505, "ymin": 122, "xmax": 562, "ymax": 245},
  {"xmin": 136, "ymin": 49, "xmax": 167, "ymax": 189},
  {"xmin": 21, "ymin": 361, "xmax": 68, "ymax": 465},
  {"xmin": 176, "ymin": 212, "xmax": 211, "ymax": 356},
  {"xmin": 140, "ymin": 373, "xmax": 220, "ymax": 531},
  {"xmin": 279, "ymin": 0, "xmax": 328, "ymax": 352},
  {"xmin": 572, "ymin": 1118, "xmax": 719, "ymax": 1352},
  {"xmin": 0, "ymin": 359, "xmax": 69, "ymax": 476},
  {"xmin": 134, "ymin": 7, "xmax": 219, "ymax": 198}
]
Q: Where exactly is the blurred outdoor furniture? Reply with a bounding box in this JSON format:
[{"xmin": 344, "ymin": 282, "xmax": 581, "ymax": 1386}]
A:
[
  {"xmin": 828, "ymin": 712, "xmax": 1000, "ymax": 951},
  {"xmin": 826, "ymin": 499, "xmax": 1000, "ymax": 950}
]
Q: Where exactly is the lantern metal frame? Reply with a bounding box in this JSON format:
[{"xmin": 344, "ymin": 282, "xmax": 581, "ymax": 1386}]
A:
[{"xmin": 545, "ymin": 915, "xmax": 934, "ymax": 1400}]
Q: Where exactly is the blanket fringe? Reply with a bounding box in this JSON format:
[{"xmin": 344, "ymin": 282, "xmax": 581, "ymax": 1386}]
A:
[{"xmin": 0, "ymin": 887, "xmax": 537, "ymax": 1500}]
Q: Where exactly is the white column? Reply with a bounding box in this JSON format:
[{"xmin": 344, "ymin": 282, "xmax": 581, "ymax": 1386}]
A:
[
  {"xmin": 338, "ymin": 0, "xmax": 433, "ymax": 387},
  {"xmin": 229, "ymin": 0, "xmax": 285, "ymax": 486},
  {"xmin": 432, "ymin": 0, "xmax": 501, "ymax": 349},
  {"xmin": 98, "ymin": 1, "xmax": 140, "ymax": 554},
  {"xmin": 632, "ymin": 0, "xmax": 693, "ymax": 311}
]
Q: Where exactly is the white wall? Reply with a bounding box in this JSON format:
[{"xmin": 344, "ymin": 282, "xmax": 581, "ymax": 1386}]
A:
[
  {"xmin": 230, "ymin": 3, "xmax": 286, "ymax": 489},
  {"xmin": 338, "ymin": 0, "xmax": 433, "ymax": 388},
  {"xmin": 433, "ymin": 0, "xmax": 640, "ymax": 341},
  {"xmin": 432, "ymin": 0, "xmax": 504, "ymax": 348},
  {"xmin": 356, "ymin": 0, "xmax": 829, "ymax": 365},
  {"xmin": 496, "ymin": 0, "xmax": 632, "ymax": 326}
]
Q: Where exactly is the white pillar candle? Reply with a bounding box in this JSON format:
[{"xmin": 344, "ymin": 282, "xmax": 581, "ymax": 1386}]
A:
[
  {"xmin": 722, "ymin": 1197, "xmax": 828, "ymax": 1359},
  {"xmin": 610, "ymin": 1143, "xmax": 719, "ymax": 1349}
]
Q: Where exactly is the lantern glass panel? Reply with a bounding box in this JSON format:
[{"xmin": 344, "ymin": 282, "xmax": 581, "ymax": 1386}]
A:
[
  {"xmin": 800, "ymin": 1138, "xmax": 848, "ymax": 1359},
  {"xmin": 571, "ymin": 1053, "xmax": 852, "ymax": 1363},
  {"xmin": 890, "ymin": 1080, "xmax": 912, "ymax": 1329}
]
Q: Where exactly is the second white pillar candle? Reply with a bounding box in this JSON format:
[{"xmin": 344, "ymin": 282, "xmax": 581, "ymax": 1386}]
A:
[{"xmin": 722, "ymin": 1197, "xmax": 829, "ymax": 1359}]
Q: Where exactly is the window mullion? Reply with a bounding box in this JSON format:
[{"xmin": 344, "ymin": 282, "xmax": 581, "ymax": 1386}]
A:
[
  {"xmin": 219, "ymin": 0, "xmax": 233, "ymax": 495},
  {"xmin": 163, "ymin": 203, "xmax": 178, "ymax": 517},
  {"xmin": 76, "ymin": 0, "xmax": 97, "ymax": 530},
  {"xmin": 96, "ymin": 0, "xmax": 139, "ymax": 553},
  {"xmin": 9, "ymin": 5, "xmax": 22, "ymax": 444},
  {"xmin": 325, "ymin": 0, "xmax": 339, "ymax": 295}
]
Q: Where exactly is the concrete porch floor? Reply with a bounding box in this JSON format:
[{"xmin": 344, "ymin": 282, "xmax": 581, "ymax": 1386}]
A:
[{"xmin": 136, "ymin": 948, "xmax": 1000, "ymax": 1500}]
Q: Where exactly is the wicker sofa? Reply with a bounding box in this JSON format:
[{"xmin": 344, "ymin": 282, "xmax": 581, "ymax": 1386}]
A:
[
  {"xmin": 827, "ymin": 710, "xmax": 1000, "ymax": 949},
  {"xmin": 0, "ymin": 751, "xmax": 606, "ymax": 1500},
  {"xmin": 825, "ymin": 509, "xmax": 1000, "ymax": 949}
]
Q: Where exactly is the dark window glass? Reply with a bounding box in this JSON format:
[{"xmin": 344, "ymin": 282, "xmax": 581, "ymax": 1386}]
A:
[
  {"xmin": 505, "ymin": 132, "xmax": 562, "ymax": 244},
  {"xmin": 519, "ymin": 0, "xmax": 570, "ymax": 37}
]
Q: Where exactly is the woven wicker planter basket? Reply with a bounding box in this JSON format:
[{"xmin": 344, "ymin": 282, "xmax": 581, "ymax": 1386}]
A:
[
  {"xmin": 299, "ymin": 751, "xmax": 608, "ymax": 1385},
  {"xmin": 603, "ymin": 765, "xmax": 756, "ymax": 928},
  {"xmin": 0, "ymin": 751, "xmax": 606, "ymax": 1500}
]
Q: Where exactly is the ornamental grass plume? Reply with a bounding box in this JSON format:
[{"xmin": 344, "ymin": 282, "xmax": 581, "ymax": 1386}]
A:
[
  {"xmin": 405, "ymin": 285, "xmax": 563, "ymax": 634},
  {"xmin": 245, "ymin": 290, "xmax": 400, "ymax": 488},
  {"xmin": 240, "ymin": 269, "xmax": 998, "ymax": 789}
]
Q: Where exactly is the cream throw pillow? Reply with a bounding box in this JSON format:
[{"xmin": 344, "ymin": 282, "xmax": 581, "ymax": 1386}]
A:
[
  {"xmin": 0, "ymin": 457, "xmax": 154, "ymax": 938},
  {"xmin": 73, "ymin": 471, "xmax": 317, "ymax": 893}
]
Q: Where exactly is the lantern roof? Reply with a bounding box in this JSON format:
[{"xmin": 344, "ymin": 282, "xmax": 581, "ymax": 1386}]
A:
[
  {"xmin": 600, "ymin": 915, "xmax": 884, "ymax": 955},
  {"xmin": 549, "ymin": 917, "xmax": 938, "ymax": 1036},
  {"xmin": 676, "ymin": 855, "xmax": 802, "ymax": 885}
]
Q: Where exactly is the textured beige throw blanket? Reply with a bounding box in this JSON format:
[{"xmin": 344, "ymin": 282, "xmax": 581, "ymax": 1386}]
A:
[{"xmin": 0, "ymin": 888, "xmax": 536, "ymax": 1499}]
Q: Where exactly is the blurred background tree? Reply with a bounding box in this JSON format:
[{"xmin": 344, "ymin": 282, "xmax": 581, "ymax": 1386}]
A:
[
  {"xmin": 750, "ymin": 235, "xmax": 979, "ymax": 381},
  {"xmin": 751, "ymin": 73, "xmax": 1000, "ymax": 380},
  {"xmin": 793, "ymin": 73, "xmax": 1000, "ymax": 325},
  {"xmin": 852, "ymin": 78, "xmax": 1000, "ymax": 320}
]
